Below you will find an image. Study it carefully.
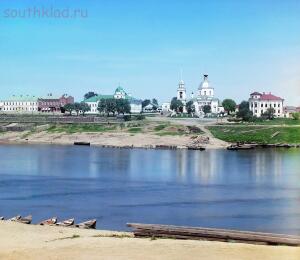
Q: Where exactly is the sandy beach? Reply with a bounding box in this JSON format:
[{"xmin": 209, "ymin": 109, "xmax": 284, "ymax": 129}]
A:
[{"xmin": 0, "ymin": 221, "xmax": 299, "ymax": 260}]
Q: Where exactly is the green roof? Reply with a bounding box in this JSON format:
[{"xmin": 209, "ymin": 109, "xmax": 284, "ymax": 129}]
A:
[
  {"xmin": 84, "ymin": 94, "xmax": 114, "ymax": 103},
  {"xmin": 115, "ymin": 86, "xmax": 126, "ymax": 94},
  {"xmin": 3, "ymin": 95, "xmax": 38, "ymax": 102}
]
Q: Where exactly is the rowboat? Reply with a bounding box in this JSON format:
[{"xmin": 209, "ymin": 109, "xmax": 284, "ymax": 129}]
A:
[
  {"xmin": 17, "ymin": 215, "xmax": 32, "ymax": 224},
  {"xmin": 76, "ymin": 219, "xmax": 97, "ymax": 229},
  {"xmin": 56, "ymin": 218, "xmax": 74, "ymax": 227},
  {"xmin": 9, "ymin": 215, "xmax": 32, "ymax": 224},
  {"xmin": 8, "ymin": 215, "xmax": 21, "ymax": 221},
  {"xmin": 39, "ymin": 217, "xmax": 57, "ymax": 225},
  {"xmin": 0, "ymin": 216, "xmax": 4, "ymax": 220}
]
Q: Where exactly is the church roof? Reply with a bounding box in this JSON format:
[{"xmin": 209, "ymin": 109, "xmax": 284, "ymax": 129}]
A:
[{"xmin": 198, "ymin": 74, "xmax": 213, "ymax": 90}]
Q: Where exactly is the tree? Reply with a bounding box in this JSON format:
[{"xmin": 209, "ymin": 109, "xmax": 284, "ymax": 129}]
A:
[
  {"xmin": 152, "ymin": 98, "xmax": 158, "ymax": 111},
  {"xmin": 237, "ymin": 101, "xmax": 253, "ymax": 121},
  {"xmin": 263, "ymin": 107, "xmax": 275, "ymax": 120},
  {"xmin": 152, "ymin": 98, "xmax": 158, "ymax": 106},
  {"xmin": 203, "ymin": 105, "xmax": 211, "ymax": 115},
  {"xmin": 64, "ymin": 103, "xmax": 75, "ymax": 115},
  {"xmin": 186, "ymin": 101, "xmax": 195, "ymax": 115},
  {"xmin": 222, "ymin": 99, "xmax": 236, "ymax": 115},
  {"xmin": 170, "ymin": 97, "xmax": 183, "ymax": 113},
  {"xmin": 142, "ymin": 99, "xmax": 151, "ymax": 108},
  {"xmin": 84, "ymin": 92, "xmax": 98, "ymax": 100},
  {"xmin": 106, "ymin": 98, "xmax": 117, "ymax": 116},
  {"xmin": 74, "ymin": 102, "xmax": 81, "ymax": 116},
  {"xmin": 292, "ymin": 112, "xmax": 300, "ymax": 120},
  {"xmin": 97, "ymin": 99, "xmax": 107, "ymax": 115},
  {"xmin": 80, "ymin": 102, "xmax": 90, "ymax": 116},
  {"xmin": 116, "ymin": 99, "xmax": 131, "ymax": 115}
]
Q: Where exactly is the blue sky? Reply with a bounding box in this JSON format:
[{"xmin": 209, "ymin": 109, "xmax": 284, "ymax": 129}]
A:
[{"xmin": 0, "ymin": 0, "xmax": 300, "ymax": 105}]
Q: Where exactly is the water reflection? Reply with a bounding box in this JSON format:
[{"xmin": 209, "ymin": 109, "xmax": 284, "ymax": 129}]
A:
[{"xmin": 0, "ymin": 145, "xmax": 299, "ymax": 234}]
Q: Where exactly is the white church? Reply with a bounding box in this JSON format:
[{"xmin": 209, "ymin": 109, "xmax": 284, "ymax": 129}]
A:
[{"xmin": 176, "ymin": 74, "xmax": 224, "ymax": 116}]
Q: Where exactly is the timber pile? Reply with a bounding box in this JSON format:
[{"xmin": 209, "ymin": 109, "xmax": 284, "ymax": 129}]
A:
[{"xmin": 127, "ymin": 223, "xmax": 300, "ymax": 246}]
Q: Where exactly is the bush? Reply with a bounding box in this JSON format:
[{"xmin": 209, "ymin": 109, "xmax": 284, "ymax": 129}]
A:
[
  {"xmin": 123, "ymin": 115, "xmax": 131, "ymax": 121},
  {"xmin": 135, "ymin": 115, "xmax": 145, "ymax": 120},
  {"xmin": 292, "ymin": 112, "xmax": 300, "ymax": 120}
]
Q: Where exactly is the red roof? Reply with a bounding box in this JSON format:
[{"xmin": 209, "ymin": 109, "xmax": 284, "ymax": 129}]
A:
[{"xmin": 260, "ymin": 93, "xmax": 283, "ymax": 101}]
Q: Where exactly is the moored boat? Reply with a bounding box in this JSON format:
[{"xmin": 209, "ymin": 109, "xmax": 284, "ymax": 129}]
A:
[
  {"xmin": 56, "ymin": 218, "xmax": 75, "ymax": 227},
  {"xmin": 76, "ymin": 219, "xmax": 97, "ymax": 229},
  {"xmin": 17, "ymin": 215, "xmax": 32, "ymax": 224},
  {"xmin": 8, "ymin": 215, "xmax": 21, "ymax": 221},
  {"xmin": 39, "ymin": 217, "xmax": 57, "ymax": 225},
  {"xmin": 0, "ymin": 216, "xmax": 4, "ymax": 220}
]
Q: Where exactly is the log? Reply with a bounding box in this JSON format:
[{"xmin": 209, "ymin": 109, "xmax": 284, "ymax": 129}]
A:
[{"xmin": 127, "ymin": 223, "xmax": 300, "ymax": 246}]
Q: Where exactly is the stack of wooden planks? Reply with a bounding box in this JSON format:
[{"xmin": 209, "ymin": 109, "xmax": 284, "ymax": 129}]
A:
[{"xmin": 127, "ymin": 223, "xmax": 300, "ymax": 246}]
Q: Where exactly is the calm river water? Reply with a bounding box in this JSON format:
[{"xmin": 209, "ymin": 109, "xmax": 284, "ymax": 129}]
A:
[{"xmin": 0, "ymin": 145, "xmax": 299, "ymax": 234}]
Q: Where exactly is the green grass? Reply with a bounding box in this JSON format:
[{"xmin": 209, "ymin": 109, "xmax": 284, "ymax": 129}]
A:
[
  {"xmin": 208, "ymin": 126, "xmax": 300, "ymax": 144},
  {"xmin": 240, "ymin": 118, "xmax": 300, "ymax": 125},
  {"xmin": 127, "ymin": 127, "xmax": 143, "ymax": 133},
  {"xmin": 156, "ymin": 131, "xmax": 186, "ymax": 136},
  {"xmin": 47, "ymin": 124, "xmax": 116, "ymax": 133},
  {"xmin": 154, "ymin": 124, "xmax": 168, "ymax": 131}
]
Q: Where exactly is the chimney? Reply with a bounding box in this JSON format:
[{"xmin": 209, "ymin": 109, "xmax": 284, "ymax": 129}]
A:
[
  {"xmin": 191, "ymin": 92, "xmax": 194, "ymax": 99},
  {"xmin": 204, "ymin": 74, "xmax": 208, "ymax": 80}
]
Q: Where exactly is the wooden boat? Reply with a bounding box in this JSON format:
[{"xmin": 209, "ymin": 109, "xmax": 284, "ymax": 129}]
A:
[
  {"xmin": 9, "ymin": 215, "xmax": 32, "ymax": 224},
  {"xmin": 8, "ymin": 215, "xmax": 21, "ymax": 221},
  {"xmin": 76, "ymin": 219, "xmax": 97, "ymax": 229},
  {"xmin": 56, "ymin": 218, "xmax": 75, "ymax": 227},
  {"xmin": 17, "ymin": 215, "xmax": 32, "ymax": 224},
  {"xmin": 74, "ymin": 142, "xmax": 90, "ymax": 146},
  {"xmin": 227, "ymin": 144, "xmax": 254, "ymax": 150},
  {"xmin": 39, "ymin": 217, "xmax": 57, "ymax": 225}
]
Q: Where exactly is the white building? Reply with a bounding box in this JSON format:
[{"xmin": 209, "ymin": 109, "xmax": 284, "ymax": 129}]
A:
[
  {"xmin": 249, "ymin": 92, "xmax": 284, "ymax": 117},
  {"xmin": 84, "ymin": 86, "xmax": 142, "ymax": 114},
  {"xmin": 176, "ymin": 74, "xmax": 223, "ymax": 116},
  {"xmin": 0, "ymin": 95, "xmax": 39, "ymax": 113},
  {"xmin": 161, "ymin": 102, "xmax": 171, "ymax": 112}
]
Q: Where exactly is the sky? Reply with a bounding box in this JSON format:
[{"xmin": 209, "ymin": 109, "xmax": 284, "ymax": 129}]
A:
[{"xmin": 0, "ymin": 0, "xmax": 300, "ymax": 105}]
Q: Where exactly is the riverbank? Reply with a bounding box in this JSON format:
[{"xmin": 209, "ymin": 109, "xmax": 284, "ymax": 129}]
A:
[
  {"xmin": 0, "ymin": 120, "xmax": 228, "ymax": 149},
  {"xmin": 0, "ymin": 222, "xmax": 299, "ymax": 260}
]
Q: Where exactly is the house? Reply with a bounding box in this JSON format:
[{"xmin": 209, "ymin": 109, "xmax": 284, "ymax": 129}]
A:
[
  {"xmin": 38, "ymin": 94, "xmax": 74, "ymax": 112},
  {"xmin": 176, "ymin": 74, "xmax": 224, "ymax": 116},
  {"xmin": 143, "ymin": 103, "xmax": 157, "ymax": 113},
  {"xmin": 248, "ymin": 92, "xmax": 284, "ymax": 117},
  {"xmin": 283, "ymin": 106, "xmax": 300, "ymax": 118},
  {"xmin": 161, "ymin": 102, "xmax": 171, "ymax": 112},
  {"xmin": 1, "ymin": 95, "xmax": 39, "ymax": 113},
  {"xmin": 84, "ymin": 86, "xmax": 142, "ymax": 114}
]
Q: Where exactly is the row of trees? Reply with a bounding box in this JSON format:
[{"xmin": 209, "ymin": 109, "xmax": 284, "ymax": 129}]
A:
[
  {"xmin": 97, "ymin": 98, "xmax": 131, "ymax": 116},
  {"xmin": 64, "ymin": 99, "xmax": 132, "ymax": 117},
  {"xmin": 63, "ymin": 102, "xmax": 90, "ymax": 116}
]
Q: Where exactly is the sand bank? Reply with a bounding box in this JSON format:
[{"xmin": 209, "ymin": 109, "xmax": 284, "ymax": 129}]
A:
[{"xmin": 0, "ymin": 222, "xmax": 299, "ymax": 260}]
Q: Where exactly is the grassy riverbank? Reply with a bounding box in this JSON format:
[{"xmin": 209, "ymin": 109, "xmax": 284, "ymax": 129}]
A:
[
  {"xmin": 46, "ymin": 121, "xmax": 204, "ymax": 136},
  {"xmin": 208, "ymin": 125, "xmax": 300, "ymax": 144}
]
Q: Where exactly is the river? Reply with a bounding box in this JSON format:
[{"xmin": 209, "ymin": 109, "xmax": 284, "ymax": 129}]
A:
[{"xmin": 0, "ymin": 144, "xmax": 299, "ymax": 234}]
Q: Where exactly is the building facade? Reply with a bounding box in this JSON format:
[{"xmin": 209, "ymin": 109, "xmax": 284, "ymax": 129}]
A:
[
  {"xmin": 84, "ymin": 86, "xmax": 142, "ymax": 114},
  {"xmin": 176, "ymin": 74, "xmax": 224, "ymax": 116},
  {"xmin": 0, "ymin": 95, "xmax": 39, "ymax": 113},
  {"xmin": 249, "ymin": 92, "xmax": 284, "ymax": 117},
  {"xmin": 38, "ymin": 94, "xmax": 74, "ymax": 112}
]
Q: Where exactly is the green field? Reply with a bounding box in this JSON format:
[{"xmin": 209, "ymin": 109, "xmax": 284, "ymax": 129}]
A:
[
  {"xmin": 237, "ymin": 118, "xmax": 300, "ymax": 126},
  {"xmin": 208, "ymin": 126, "xmax": 300, "ymax": 144},
  {"xmin": 47, "ymin": 124, "xmax": 117, "ymax": 134}
]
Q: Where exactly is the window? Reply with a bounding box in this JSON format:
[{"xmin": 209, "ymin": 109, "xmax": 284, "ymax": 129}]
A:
[
  {"xmin": 278, "ymin": 110, "xmax": 280, "ymax": 113},
  {"xmin": 254, "ymin": 103, "xmax": 257, "ymax": 108},
  {"xmin": 261, "ymin": 104, "xmax": 263, "ymax": 107},
  {"xmin": 278, "ymin": 103, "xmax": 280, "ymax": 107}
]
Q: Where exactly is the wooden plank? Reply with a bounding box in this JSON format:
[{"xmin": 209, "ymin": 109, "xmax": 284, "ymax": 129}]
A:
[{"xmin": 127, "ymin": 223, "xmax": 300, "ymax": 246}]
